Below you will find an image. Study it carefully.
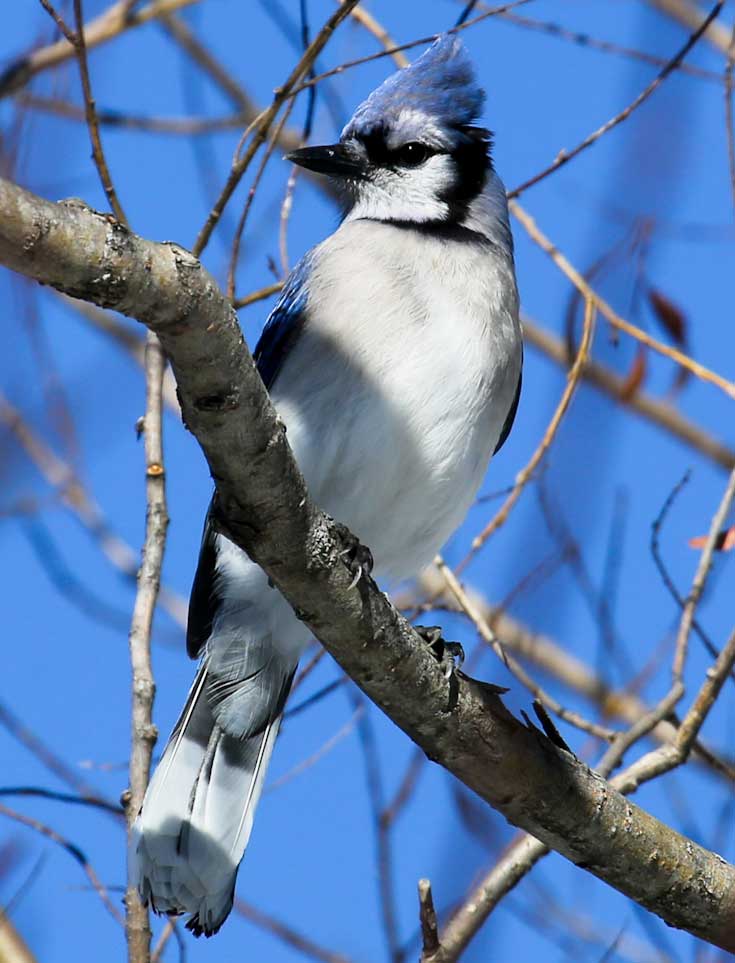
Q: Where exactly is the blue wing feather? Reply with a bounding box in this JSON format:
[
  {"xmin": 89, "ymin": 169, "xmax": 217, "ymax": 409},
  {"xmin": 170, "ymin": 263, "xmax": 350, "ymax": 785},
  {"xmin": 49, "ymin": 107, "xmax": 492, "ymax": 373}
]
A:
[
  {"xmin": 253, "ymin": 252, "xmax": 313, "ymax": 390},
  {"xmin": 187, "ymin": 253, "xmax": 314, "ymax": 659}
]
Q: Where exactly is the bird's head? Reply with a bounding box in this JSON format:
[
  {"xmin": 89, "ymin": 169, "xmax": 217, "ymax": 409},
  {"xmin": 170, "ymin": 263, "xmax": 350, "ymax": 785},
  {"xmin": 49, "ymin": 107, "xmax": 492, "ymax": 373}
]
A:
[{"xmin": 287, "ymin": 35, "xmax": 492, "ymax": 225}]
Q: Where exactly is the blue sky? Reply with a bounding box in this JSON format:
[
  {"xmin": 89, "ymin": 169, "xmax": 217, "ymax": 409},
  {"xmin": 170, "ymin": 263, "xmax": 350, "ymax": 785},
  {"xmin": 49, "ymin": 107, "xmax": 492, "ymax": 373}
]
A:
[{"xmin": 1, "ymin": 2, "xmax": 734, "ymax": 962}]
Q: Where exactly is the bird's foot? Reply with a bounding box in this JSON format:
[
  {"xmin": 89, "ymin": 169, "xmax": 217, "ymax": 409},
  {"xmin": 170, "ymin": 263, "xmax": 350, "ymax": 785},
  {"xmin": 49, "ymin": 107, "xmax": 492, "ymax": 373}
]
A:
[
  {"xmin": 415, "ymin": 624, "xmax": 465, "ymax": 680},
  {"xmin": 335, "ymin": 524, "xmax": 374, "ymax": 589}
]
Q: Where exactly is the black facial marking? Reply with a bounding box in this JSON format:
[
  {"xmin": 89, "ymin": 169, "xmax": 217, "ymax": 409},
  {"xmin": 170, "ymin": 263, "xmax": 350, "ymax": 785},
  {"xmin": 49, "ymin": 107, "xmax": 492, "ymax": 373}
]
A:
[
  {"xmin": 375, "ymin": 219, "xmax": 492, "ymax": 245},
  {"xmin": 441, "ymin": 125, "xmax": 493, "ymax": 219},
  {"xmin": 358, "ymin": 127, "xmax": 441, "ymax": 171}
]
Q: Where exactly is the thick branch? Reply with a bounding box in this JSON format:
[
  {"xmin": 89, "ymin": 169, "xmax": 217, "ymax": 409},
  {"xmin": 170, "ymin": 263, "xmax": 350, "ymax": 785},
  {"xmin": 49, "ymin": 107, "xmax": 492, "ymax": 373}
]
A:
[{"xmin": 1, "ymin": 176, "xmax": 734, "ymax": 951}]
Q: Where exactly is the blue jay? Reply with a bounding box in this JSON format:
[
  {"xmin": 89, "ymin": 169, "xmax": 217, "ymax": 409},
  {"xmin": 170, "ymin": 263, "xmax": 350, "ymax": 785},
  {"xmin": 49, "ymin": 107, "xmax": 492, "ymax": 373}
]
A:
[{"xmin": 131, "ymin": 34, "xmax": 522, "ymax": 937}]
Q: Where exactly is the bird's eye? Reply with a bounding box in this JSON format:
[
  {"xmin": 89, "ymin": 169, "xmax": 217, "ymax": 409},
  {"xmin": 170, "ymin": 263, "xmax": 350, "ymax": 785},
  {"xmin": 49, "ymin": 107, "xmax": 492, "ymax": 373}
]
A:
[{"xmin": 392, "ymin": 142, "xmax": 431, "ymax": 167}]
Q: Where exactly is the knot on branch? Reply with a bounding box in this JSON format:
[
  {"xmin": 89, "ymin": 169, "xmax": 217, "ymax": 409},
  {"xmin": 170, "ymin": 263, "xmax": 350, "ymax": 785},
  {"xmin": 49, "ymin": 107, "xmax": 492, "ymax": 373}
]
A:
[{"xmin": 193, "ymin": 391, "xmax": 240, "ymax": 413}]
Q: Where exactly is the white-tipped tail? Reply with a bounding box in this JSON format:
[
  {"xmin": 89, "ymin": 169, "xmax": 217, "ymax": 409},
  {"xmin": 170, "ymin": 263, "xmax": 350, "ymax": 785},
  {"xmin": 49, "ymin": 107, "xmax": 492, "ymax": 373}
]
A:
[{"xmin": 130, "ymin": 666, "xmax": 282, "ymax": 937}]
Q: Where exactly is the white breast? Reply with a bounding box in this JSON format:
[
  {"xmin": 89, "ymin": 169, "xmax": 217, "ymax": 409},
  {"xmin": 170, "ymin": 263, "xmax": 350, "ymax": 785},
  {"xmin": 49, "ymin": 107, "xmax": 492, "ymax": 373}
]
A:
[{"xmin": 272, "ymin": 218, "xmax": 522, "ymax": 582}]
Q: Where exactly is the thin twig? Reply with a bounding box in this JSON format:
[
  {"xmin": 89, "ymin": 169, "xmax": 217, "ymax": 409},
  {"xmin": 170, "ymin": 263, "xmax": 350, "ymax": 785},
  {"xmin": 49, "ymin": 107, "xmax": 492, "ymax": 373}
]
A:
[
  {"xmin": 725, "ymin": 26, "xmax": 735, "ymax": 214},
  {"xmin": 71, "ymin": 0, "xmax": 127, "ymax": 221},
  {"xmin": 18, "ymin": 92, "xmax": 246, "ymax": 135},
  {"xmin": 234, "ymin": 899, "xmax": 353, "ymax": 963},
  {"xmin": 405, "ymin": 570, "xmax": 735, "ymax": 782},
  {"xmin": 603, "ymin": 464, "xmax": 735, "ymax": 781},
  {"xmin": 0, "ymin": 390, "xmax": 185, "ymax": 626},
  {"xmin": 123, "ymin": 334, "xmax": 169, "ymax": 963},
  {"xmin": 0, "ymin": 785, "xmax": 122, "ymax": 816},
  {"xmin": 0, "ymin": 701, "xmax": 120, "ymax": 814},
  {"xmin": 650, "ymin": 474, "xmax": 734, "ymax": 677},
  {"xmin": 436, "ymin": 834, "xmax": 548, "ymax": 962},
  {"xmin": 507, "ymin": 2, "xmax": 723, "ymax": 199},
  {"xmin": 463, "ymin": 297, "xmax": 597, "ymax": 562},
  {"xmin": 150, "ymin": 919, "xmax": 178, "ymax": 963},
  {"xmin": 435, "ymin": 461, "xmax": 735, "ymax": 960},
  {"xmin": 350, "ymin": 690, "xmax": 403, "ymax": 963},
  {"xmin": 497, "ymin": 10, "xmax": 723, "ymax": 83},
  {"xmin": 510, "ymin": 200, "xmax": 735, "ymax": 400},
  {"xmin": 342, "ymin": 2, "xmax": 407, "ymax": 67},
  {"xmin": 227, "ymin": 100, "xmax": 296, "ymax": 301},
  {"xmin": 290, "ymin": 1, "xmax": 535, "ymax": 98},
  {"xmin": 434, "ymin": 555, "xmax": 616, "ymax": 741},
  {"xmin": 671, "ymin": 468, "xmax": 735, "ymax": 681},
  {"xmin": 157, "ymin": 12, "xmax": 257, "ymax": 114},
  {"xmin": 522, "ymin": 316, "xmax": 735, "ymax": 470},
  {"xmin": 192, "ymin": 0, "xmax": 361, "ymax": 258},
  {"xmin": 0, "ymin": 801, "xmax": 124, "ymax": 925},
  {"xmin": 233, "ymin": 281, "xmax": 284, "ymax": 310},
  {"xmin": 418, "ymin": 879, "xmax": 441, "ymax": 961},
  {"xmin": 267, "ymin": 704, "xmax": 363, "ymax": 791},
  {"xmin": 1, "ymin": 0, "xmax": 200, "ymax": 97},
  {"xmin": 647, "ymin": 0, "xmax": 732, "ymax": 56}
]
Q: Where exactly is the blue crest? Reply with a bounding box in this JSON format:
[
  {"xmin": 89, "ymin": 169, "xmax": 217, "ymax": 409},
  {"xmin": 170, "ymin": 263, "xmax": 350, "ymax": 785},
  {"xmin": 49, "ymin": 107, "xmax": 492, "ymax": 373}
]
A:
[{"xmin": 342, "ymin": 35, "xmax": 484, "ymax": 144}]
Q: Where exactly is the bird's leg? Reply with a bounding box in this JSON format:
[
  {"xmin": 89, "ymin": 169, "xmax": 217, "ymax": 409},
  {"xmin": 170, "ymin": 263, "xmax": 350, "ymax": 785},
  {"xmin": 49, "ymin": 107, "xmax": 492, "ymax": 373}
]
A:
[
  {"xmin": 334, "ymin": 523, "xmax": 374, "ymax": 589},
  {"xmin": 415, "ymin": 624, "xmax": 465, "ymax": 680}
]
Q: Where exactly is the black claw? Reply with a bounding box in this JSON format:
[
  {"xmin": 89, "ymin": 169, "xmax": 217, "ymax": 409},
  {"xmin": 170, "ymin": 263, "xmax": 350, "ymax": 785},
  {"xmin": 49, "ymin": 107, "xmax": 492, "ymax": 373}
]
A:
[
  {"xmin": 335, "ymin": 523, "xmax": 374, "ymax": 587},
  {"xmin": 415, "ymin": 624, "xmax": 465, "ymax": 678},
  {"xmin": 416, "ymin": 625, "xmax": 465, "ymax": 709}
]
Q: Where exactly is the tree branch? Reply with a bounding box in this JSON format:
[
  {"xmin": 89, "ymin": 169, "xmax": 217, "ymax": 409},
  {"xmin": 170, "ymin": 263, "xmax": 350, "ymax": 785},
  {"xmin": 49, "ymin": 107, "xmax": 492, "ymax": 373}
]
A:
[{"xmin": 1, "ymin": 175, "xmax": 734, "ymax": 952}]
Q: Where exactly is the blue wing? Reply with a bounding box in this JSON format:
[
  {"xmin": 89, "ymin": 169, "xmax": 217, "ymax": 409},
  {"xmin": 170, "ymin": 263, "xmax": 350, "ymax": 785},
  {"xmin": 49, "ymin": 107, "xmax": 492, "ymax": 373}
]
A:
[
  {"xmin": 187, "ymin": 254, "xmax": 314, "ymax": 658},
  {"xmin": 253, "ymin": 252, "xmax": 313, "ymax": 390}
]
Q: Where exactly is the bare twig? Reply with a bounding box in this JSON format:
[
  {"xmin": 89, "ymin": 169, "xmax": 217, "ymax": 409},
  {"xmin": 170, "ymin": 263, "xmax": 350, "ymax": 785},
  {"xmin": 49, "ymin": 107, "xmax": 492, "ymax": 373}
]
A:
[
  {"xmin": 290, "ymin": 2, "xmax": 535, "ymax": 98},
  {"xmin": 725, "ymin": 26, "xmax": 735, "ymax": 214},
  {"xmin": 522, "ymin": 316, "xmax": 735, "ymax": 471},
  {"xmin": 122, "ymin": 334, "xmax": 169, "ymax": 963},
  {"xmin": 497, "ymin": 10, "xmax": 723, "ymax": 83},
  {"xmin": 0, "ymin": 801, "xmax": 124, "ymax": 925},
  {"xmin": 603, "ymin": 464, "xmax": 735, "ymax": 783},
  {"xmin": 227, "ymin": 101, "xmax": 296, "ymax": 302},
  {"xmin": 150, "ymin": 919, "xmax": 178, "ymax": 963},
  {"xmin": 647, "ymin": 0, "xmax": 732, "ymax": 55},
  {"xmin": 434, "ymin": 555, "xmax": 615, "ymax": 741},
  {"xmin": 267, "ymin": 704, "xmax": 363, "ymax": 791},
  {"xmin": 418, "ymin": 879, "xmax": 441, "ymax": 961},
  {"xmin": 406, "ymin": 569, "xmax": 735, "ymax": 782},
  {"xmin": 233, "ymin": 281, "xmax": 284, "ymax": 310},
  {"xmin": 0, "ymin": 701, "xmax": 120, "ymax": 813},
  {"xmin": 0, "ymin": 912, "xmax": 38, "ymax": 963},
  {"xmin": 0, "ymin": 390, "xmax": 185, "ymax": 626},
  {"xmin": 234, "ymin": 899, "xmax": 353, "ymax": 963},
  {"xmin": 342, "ymin": 1, "xmax": 407, "ymax": 67},
  {"xmin": 0, "ymin": 785, "xmax": 122, "ymax": 816},
  {"xmin": 157, "ymin": 12, "xmax": 257, "ymax": 115},
  {"xmin": 508, "ymin": 2, "xmax": 723, "ymax": 198},
  {"xmin": 435, "ymin": 460, "xmax": 735, "ymax": 961},
  {"xmin": 510, "ymin": 200, "xmax": 735, "ymax": 400},
  {"xmin": 17, "ymin": 94, "xmax": 246, "ymax": 135},
  {"xmin": 464, "ymin": 296, "xmax": 597, "ymax": 561},
  {"xmin": 350, "ymin": 690, "xmax": 403, "ymax": 963},
  {"xmin": 0, "ymin": 0, "xmax": 200, "ymax": 97},
  {"xmin": 436, "ymin": 834, "xmax": 548, "ymax": 962},
  {"xmin": 192, "ymin": 0, "xmax": 361, "ymax": 258},
  {"xmin": 70, "ymin": 0, "xmax": 127, "ymax": 221}
]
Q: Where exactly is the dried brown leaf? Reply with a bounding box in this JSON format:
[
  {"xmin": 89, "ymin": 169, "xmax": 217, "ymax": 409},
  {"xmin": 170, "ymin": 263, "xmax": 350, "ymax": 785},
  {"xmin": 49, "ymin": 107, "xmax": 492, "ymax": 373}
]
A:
[
  {"xmin": 619, "ymin": 345, "xmax": 647, "ymax": 401},
  {"xmin": 648, "ymin": 288, "xmax": 687, "ymax": 346}
]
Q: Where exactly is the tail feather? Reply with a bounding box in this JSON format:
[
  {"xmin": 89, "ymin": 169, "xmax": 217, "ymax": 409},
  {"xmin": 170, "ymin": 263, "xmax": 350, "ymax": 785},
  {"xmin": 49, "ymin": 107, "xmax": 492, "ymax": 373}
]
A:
[{"xmin": 130, "ymin": 663, "xmax": 289, "ymax": 936}]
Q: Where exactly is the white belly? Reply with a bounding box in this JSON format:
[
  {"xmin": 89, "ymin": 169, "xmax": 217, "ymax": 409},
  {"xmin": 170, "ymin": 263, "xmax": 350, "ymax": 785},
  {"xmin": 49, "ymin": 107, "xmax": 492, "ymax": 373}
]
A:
[{"xmin": 272, "ymin": 219, "xmax": 522, "ymax": 581}]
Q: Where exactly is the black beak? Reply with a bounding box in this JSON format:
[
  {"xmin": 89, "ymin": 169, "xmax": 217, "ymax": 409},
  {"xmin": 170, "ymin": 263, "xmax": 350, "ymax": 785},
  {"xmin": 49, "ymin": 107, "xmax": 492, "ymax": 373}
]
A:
[{"xmin": 285, "ymin": 143, "xmax": 365, "ymax": 178}]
